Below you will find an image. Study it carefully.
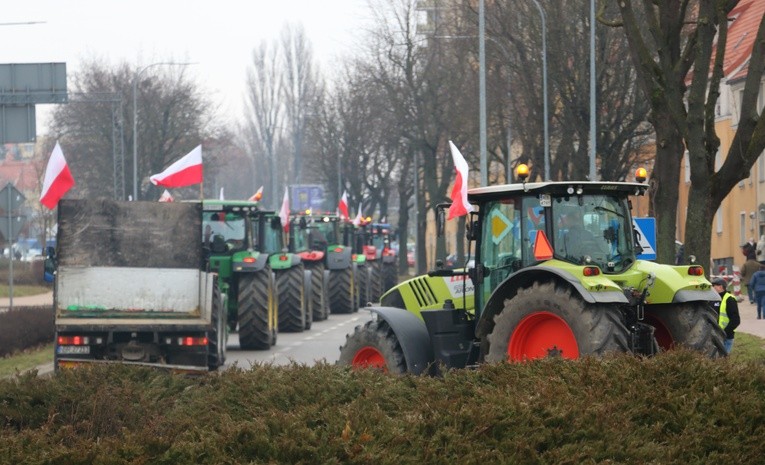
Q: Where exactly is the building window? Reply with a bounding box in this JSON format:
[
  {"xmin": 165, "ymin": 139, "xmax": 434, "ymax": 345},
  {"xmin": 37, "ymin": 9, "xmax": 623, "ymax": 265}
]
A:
[
  {"xmin": 741, "ymin": 212, "xmax": 747, "ymax": 245},
  {"xmin": 717, "ymin": 208, "xmax": 723, "ymax": 234}
]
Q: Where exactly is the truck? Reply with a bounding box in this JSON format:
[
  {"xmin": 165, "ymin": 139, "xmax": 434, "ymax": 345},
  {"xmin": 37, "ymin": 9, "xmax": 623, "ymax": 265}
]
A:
[
  {"xmin": 52, "ymin": 199, "xmax": 226, "ymax": 372},
  {"xmin": 338, "ymin": 167, "xmax": 726, "ymax": 373}
]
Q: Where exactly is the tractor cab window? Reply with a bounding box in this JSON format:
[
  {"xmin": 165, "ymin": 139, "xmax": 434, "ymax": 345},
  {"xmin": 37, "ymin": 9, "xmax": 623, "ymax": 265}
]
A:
[
  {"xmin": 291, "ymin": 220, "xmax": 309, "ymax": 252},
  {"xmin": 521, "ymin": 196, "xmax": 546, "ymax": 267},
  {"xmin": 552, "ymin": 194, "xmax": 635, "ymax": 271},
  {"xmin": 258, "ymin": 216, "xmax": 284, "ymax": 254},
  {"xmin": 480, "ymin": 199, "xmax": 522, "ymax": 303},
  {"xmin": 314, "ymin": 219, "xmax": 338, "ymax": 245},
  {"xmin": 203, "ymin": 211, "xmax": 246, "ymax": 251}
]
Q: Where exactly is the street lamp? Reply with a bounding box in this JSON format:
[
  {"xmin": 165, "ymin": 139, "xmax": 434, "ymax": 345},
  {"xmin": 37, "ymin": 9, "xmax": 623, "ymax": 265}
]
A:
[
  {"xmin": 529, "ymin": 0, "xmax": 550, "ymax": 181},
  {"xmin": 132, "ymin": 62, "xmax": 195, "ymax": 200}
]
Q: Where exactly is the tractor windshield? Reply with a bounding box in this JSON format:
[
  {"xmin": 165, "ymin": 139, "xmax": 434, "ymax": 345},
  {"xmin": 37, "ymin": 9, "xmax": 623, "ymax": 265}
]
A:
[
  {"xmin": 203, "ymin": 211, "xmax": 246, "ymax": 251},
  {"xmin": 552, "ymin": 194, "xmax": 635, "ymax": 271},
  {"xmin": 314, "ymin": 220, "xmax": 339, "ymax": 245}
]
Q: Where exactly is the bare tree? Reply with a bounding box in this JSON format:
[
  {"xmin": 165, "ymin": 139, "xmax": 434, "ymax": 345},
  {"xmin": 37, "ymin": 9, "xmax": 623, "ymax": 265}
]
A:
[{"xmin": 605, "ymin": 1, "xmax": 765, "ymax": 267}]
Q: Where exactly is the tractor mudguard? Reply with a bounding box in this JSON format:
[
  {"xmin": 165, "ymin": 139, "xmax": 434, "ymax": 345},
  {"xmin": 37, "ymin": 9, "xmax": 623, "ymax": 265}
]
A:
[
  {"xmin": 631, "ymin": 260, "xmax": 719, "ymax": 304},
  {"xmin": 367, "ymin": 306, "xmax": 435, "ymax": 375},
  {"xmin": 231, "ymin": 251, "xmax": 268, "ymax": 272},
  {"xmin": 326, "ymin": 245, "xmax": 352, "ymax": 270}
]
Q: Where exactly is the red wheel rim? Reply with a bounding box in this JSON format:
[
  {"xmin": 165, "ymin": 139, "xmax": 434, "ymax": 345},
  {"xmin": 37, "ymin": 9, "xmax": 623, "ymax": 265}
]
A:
[
  {"xmin": 508, "ymin": 311, "xmax": 579, "ymax": 361},
  {"xmin": 644, "ymin": 315, "xmax": 672, "ymax": 350},
  {"xmin": 352, "ymin": 346, "xmax": 387, "ymax": 370}
]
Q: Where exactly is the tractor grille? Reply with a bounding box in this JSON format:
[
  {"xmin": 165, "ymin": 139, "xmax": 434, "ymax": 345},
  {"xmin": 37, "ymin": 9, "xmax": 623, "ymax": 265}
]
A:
[{"xmin": 407, "ymin": 276, "xmax": 438, "ymax": 308}]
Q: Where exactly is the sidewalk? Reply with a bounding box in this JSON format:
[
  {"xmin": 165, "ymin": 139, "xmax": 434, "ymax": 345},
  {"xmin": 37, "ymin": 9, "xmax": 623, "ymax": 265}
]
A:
[
  {"xmin": 0, "ymin": 291, "xmax": 53, "ymax": 311},
  {"xmin": 733, "ymin": 299, "xmax": 765, "ymax": 339}
]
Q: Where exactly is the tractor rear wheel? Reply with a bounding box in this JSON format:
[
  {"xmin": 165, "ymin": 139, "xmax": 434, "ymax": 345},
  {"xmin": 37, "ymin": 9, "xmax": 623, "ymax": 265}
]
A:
[
  {"xmin": 486, "ymin": 281, "xmax": 630, "ymax": 362},
  {"xmin": 356, "ymin": 264, "xmax": 369, "ymax": 308},
  {"xmin": 367, "ymin": 261, "xmax": 382, "ymax": 303},
  {"xmin": 643, "ymin": 303, "xmax": 727, "ymax": 357},
  {"xmin": 277, "ymin": 265, "xmax": 306, "ymax": 332},
  {"xmin": 381, "ymin": 262, "xmax": 398, "ymax": 296},
  {"xmin": 338, "ymin": 319, "xmax": 407, "ymax": 373},
  {"xmin": 237, "ymin": 271, "xmax": 273, "ymax": 350},
  {"xmin": 307, "ymin": 262, "xmax": 328, "ymax": 321},
  {"xmin": 329, "ymin": 267, "xmax": 355, "ymax": 314}
]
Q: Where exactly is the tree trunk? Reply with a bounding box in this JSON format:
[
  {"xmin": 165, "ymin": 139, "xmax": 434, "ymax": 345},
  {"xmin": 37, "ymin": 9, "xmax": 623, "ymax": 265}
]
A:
[{"xmin": 651, "ymin": 120, "xmax": 684, "ymax": 264}]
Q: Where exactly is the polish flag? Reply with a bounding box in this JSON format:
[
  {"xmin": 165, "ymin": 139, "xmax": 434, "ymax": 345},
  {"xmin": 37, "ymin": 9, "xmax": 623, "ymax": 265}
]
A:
[
  {"xmin": 248, "ymin": 186, "xmax": 264, "ymax": 202},
  {"xmin": 447, "ymin": 141, "xmax": 474, "ymax": 220},
  {"xmin": 158, "ymin": 190, "xmax": 174, "ymax": 202},
  {"xmin": 279, "ymin": 187, "xmax": 290, "ymax": 232},
  {"xmin": 149, "ymin": 145, "xmax": 203, "ymax": 188},
  {"xmin": 338, "ymin": 190, "xmax": 350, "ymax": 220},
  {"xmin": 352, "ymin": 203, "xmax": 363, "ymax": 226},
  {"xmin": 219, "ymin": 187, "xmax": 225, "ymax": 200},
  {"xmin": 39, "ymin": 141, "xmax": 75, "ymax": 210}
]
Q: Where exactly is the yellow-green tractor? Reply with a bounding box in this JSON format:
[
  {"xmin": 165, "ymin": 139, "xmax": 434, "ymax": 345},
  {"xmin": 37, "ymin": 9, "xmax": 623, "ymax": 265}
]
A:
[{"xmin": 339, "ymin": 168, "xmax": 725, "ymax": 373}]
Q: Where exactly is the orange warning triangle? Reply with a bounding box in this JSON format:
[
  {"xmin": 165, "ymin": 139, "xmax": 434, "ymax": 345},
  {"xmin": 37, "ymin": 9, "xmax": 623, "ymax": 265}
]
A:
[{"xmin": 533, "ymin": 230, "xmax": 553, "ymax": 260}]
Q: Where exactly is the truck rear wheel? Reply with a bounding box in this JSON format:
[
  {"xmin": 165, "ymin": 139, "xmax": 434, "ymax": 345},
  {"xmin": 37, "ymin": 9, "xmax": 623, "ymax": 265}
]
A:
[
  {"xmin": 486, "ymin": 282, "xmax": 630, "ymax": 362},
  {"xmin": 643, "ymin": 303, "xmax": 727, "ymax": 357},
  {"xmin": 329, "ymin": 267, "xmax": 356, "ymax": 314},
  {"xmin": 338, "ymin": 319, "xmax": 406, "ymax": 373},
  {"xmin": 237, "ymin": 271, "xmax": 274, "ymax": 350},
  {"xmin": 208, "ymin": 281, "xmax": 227, "ymax": 370},
  {"xmin": 277, "ymin": 265, "xmax": 306, "ymax": 332}
]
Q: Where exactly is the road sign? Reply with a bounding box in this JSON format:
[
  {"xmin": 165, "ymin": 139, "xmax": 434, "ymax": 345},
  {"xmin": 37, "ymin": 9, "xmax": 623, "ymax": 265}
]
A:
[
  {"xmin": 0, "ymin": 182, "xmax": 25, "ymax": 212},
  {"xmin": 0, "ymin": 183, "xmax": 25, "ymax": 241},
  {"xmin": 633, "ymin": 217, "xmax": 657, "ymax": 261}
]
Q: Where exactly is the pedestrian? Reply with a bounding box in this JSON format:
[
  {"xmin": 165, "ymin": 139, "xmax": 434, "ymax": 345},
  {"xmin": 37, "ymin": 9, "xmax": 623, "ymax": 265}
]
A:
[
  {"xmin": 749, "ymin": 262, "xmax": 765, "ymax": 319},
  {"xmin": 711, "ymin": 277, "xmax": 740, "ymax": 354},
  {"xmin": 756, "ymin": 235, "xmax": 765, "ymax": 262},
  {"xmin": 740, "ymin": 245, "xmax": 760, "ymax": 304}
]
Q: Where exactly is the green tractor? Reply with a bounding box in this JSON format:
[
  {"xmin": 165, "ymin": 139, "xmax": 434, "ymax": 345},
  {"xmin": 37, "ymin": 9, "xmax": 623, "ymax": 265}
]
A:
[
  {"xmin": 338, "ymin": 167, "xmax": 725, "ymax": 373},
  {"xmin": 369, "ymin": 222, "xmax": 399, "ymax": 295},
  {"xmin": 348, "ymin": 220, "xmax": 381, "ymax": 305},
  {"xmin": 289, "ymin": 214, "xmax": 330, "ymax": 322},
  {"xmin": 203, "ymin": 200, "xmax": 277, "ymax": 350},
  {"xmin": 304, "ymin": 213, "xmax": 359, "ymax": 314},
  {"xmin": 259, "ymin": 210, "xmax": 310, "ymax": 333}
]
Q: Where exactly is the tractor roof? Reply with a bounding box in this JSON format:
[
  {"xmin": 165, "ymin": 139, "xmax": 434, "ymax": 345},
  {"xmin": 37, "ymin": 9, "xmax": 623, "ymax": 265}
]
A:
[
  {"xmin": 201, "ymin": 199, "xmax": 274, "ymax": 214},
  {"xmin": 467, "ymin": 181, "xmax": 647, "ymax": 203}
]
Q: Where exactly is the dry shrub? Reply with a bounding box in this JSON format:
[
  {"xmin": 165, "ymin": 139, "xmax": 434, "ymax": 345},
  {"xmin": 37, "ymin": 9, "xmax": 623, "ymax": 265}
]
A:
[
  {"xmin": 0, "ymin": 306, "xmax": 54, "ymax": 356},
  {"xmin": 0, "ymin": 258, "xmax": 49, "ymax": 285}
]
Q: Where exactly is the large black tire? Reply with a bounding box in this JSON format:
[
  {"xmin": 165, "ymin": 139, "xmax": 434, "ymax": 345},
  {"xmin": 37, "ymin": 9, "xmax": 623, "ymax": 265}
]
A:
[
  {"xmin": 303, "ymin": 270, "xmax": 313, "ymax": 331},
  {"xmin": 329, "ymin": 267, "xmax": 356, "ymax": 314},
  {"xmin": 306, "ymin": 262, "xmax": 329, "ymax": 321},
  {"xmin": 208, "ymin": 280, "xmax": 227, "ymax": 370},
  {"xmin": 367, "ymin": 261, "xmax": 382, "ymax": 303},
  {"xmin": 486, "ymin": 281, "xmax": 631, "ymax": 362},
  {"xmin": 237, "ymin": 271, "xmax": 273, "ymax": 350},
  {"xmin": 643, "ymin": 302, "xmax": 727, "ymax": 357},
  {"xmin": 381, "ymin": 262, "xmax": 398, "ymax": 296},
  {"xmin": 355, "ymin": 264, "xmax": 368, "ymax": 311},
  {"xmin": 277, "ymin": 265, "xmax": 306, "ymax": 332},
  {"xmin": 337, "ymin": 318, "xmax": 407, "ymax": 373}
]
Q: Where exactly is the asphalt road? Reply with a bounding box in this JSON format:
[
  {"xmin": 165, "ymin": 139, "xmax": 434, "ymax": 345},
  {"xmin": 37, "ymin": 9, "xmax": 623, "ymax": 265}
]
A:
[{"xmin": 224, "ymin": 310, "xmax": 375, "ymax": 369}]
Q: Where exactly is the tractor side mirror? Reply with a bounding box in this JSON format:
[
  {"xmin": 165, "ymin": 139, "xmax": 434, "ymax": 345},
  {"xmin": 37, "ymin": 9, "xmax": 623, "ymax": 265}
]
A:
[
  {"xmin": 271, "ymin": 216, "xmax": 282, "ymax": 230},
  {"xmin": 435, "ymin": 204, "xmax": 447, "ymax": 237}
]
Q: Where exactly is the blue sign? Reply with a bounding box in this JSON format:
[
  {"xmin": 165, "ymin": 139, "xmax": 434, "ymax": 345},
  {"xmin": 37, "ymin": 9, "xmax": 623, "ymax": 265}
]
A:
[{"xmin": 633, "ymin": 217, "xmax": 657, "ymax": 260}]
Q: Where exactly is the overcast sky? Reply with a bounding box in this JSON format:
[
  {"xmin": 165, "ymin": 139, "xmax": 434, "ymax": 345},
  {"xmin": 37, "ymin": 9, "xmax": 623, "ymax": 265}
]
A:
[{"xmin": 2, "ymin": 0, "xmax": 373, "ymax": 133}]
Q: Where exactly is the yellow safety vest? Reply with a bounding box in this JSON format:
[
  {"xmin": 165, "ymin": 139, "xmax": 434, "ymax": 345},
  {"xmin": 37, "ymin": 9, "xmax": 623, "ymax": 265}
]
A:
[{"xmin": 719, "ymin": 292, "xmax": 732, "ymax": 330}]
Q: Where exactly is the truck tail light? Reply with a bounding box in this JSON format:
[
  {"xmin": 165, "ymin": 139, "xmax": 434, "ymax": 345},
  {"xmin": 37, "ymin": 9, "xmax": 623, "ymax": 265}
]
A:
[
  {"xmin": 58, "ymin": 335, "xmax": 89, "ymax": 345},
  {"xmin": 179, "ymin": 337, "xmax": 208, "ymax": 346}
]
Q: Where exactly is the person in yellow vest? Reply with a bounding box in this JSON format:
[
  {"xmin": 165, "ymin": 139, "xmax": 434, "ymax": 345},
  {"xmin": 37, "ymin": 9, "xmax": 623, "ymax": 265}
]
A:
[{"xmin": 711, "ymin": 278, "xmax": 740, "ymax": 354}]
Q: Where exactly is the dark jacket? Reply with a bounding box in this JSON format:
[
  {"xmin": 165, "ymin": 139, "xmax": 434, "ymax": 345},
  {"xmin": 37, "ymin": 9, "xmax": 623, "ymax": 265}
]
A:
[{"xmin": 750, "ymin": 269, "xmax": 765, "ymax": 294}]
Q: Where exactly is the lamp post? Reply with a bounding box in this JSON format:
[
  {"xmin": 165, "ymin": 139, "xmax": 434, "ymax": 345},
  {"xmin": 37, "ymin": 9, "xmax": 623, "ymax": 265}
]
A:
[
  {"xmin": 528, "ymin": 0, "xmax": 550, "ymax": 181},
  {"xmin": 132, "ymin": 62, "xmax": 195, "ymax": 200},
  {"xmin": 478, "ymin": 0, "xmax": 487, "ymax": 187},
  {"xmin": 589, "ymin": 0, "xmax": 597, "ymax": 180}
]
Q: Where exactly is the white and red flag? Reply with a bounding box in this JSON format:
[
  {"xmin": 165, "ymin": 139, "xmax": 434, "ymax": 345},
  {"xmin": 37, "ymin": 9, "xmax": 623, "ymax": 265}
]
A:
[
  {"xmin": 338, "ymin": 190, "xmax": 350, "ymax": 220},
  {"xmin": 149, "ymin": 145, "xmax": 203, "ymax": 188},
  {"xmin": 248, "ymin": 186, "xmax": 264, "ymax": 202},
  {"xmin": 39, "ymin": 141, "xmax": 75, "ymax": 210},
  {"xmin": 447, "ymin": 140, "xmax": 474, "ymax": 220},
  {"xmin": 279, "ymin": 187, "xmax": 290, "ymax": 233},
  {"xmin": 158, "ymin": 190, "xmax": 174, "ymax": 202},
  {"xmin": 352, "ymin": 203, "xmax": 363, "ymax": 226}
]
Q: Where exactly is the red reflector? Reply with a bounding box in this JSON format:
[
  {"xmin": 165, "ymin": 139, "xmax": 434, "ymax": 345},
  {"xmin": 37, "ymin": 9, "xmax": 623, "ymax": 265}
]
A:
[
  {"xmin": 180, "ymin": 337, "xmax": 208, "ymax": 346},
  {"xmin": 583, "ymin": 266, "xmax": 600, "ymax": 276},
  {"xmin": 58, "ymin": 335, "xmax": 88, "ymax": 345},
  {"xmin": 688, "ymin": 266, "xmax": 704, "ymax": 276},
  {"xmin": 351, "ymin": 254, "xmax": 358, "ymax": 261},
  {"xmin": 533, "ymin": 230, "xmax": 554, "ymax": 260},
  {"xmin": 243, "ymin": 256, "xmax": 256, "ymax": 263},
  {"xmin": 279, "ymin": 255, "xmax": 288, "ymax": 261},
  {"xmin": 333, "ymin": 247, "xmax": 343, "ymax": 253}
]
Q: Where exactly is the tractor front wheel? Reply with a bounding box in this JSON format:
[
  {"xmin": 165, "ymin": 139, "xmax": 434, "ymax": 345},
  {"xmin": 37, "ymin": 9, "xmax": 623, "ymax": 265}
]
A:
[
  {"xmin": 338, "ymin": 319, "xmax": 407, "ymax": 373},
  {"xmin": 486, "ymin": 281, "xmax": 630, "ymax": 362}
]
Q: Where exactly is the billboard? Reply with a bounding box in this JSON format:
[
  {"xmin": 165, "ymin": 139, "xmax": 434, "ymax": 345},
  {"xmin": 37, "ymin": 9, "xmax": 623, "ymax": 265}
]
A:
[{"xmin": 290, "ymin": 184, "xmax": 325, "ymax": 212}]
